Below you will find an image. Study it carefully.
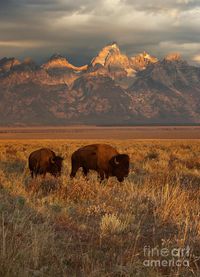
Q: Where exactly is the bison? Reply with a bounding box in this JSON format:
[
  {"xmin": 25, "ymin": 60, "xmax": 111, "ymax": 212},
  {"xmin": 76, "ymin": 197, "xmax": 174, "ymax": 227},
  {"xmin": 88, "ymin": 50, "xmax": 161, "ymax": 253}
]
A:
[
  {"xmin": 70, "ymin": 144, "xmax": 129, "ymax": 182},
  {"xmin": 29, "ymin": 148, "xmax": 64, "ymax": 178}
]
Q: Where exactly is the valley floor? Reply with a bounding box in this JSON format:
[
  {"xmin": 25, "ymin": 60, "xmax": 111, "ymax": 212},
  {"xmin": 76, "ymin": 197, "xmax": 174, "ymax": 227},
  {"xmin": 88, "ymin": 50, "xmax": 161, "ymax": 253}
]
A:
[{"xmin": 0, "ymin": 126, "xmax": 200, "ymax": 139}]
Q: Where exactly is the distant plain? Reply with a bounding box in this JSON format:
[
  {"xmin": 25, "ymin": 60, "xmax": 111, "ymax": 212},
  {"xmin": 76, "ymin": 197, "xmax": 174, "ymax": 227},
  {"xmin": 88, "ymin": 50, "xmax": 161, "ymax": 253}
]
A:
[{"xmin": 0, "ymin": 126, "xmax": 200, "ymax": 139}]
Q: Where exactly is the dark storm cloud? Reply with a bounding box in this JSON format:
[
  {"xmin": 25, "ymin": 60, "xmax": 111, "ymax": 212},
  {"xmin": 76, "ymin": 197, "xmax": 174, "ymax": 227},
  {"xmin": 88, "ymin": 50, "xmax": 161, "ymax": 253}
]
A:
[
  {"xmin": 0, "ymin": 0, "xmax": 102, "ymax": 16},
  {"xmin": 0, "ymin": 0, "xmax": 200, "ymax": 65}
]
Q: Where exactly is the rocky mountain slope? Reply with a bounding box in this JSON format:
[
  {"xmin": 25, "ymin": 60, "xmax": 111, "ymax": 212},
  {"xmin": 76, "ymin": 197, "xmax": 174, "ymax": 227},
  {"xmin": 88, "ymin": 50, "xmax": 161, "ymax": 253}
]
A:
[
  {"xmin": 0, "ymin": 43, "xmax": 199, "ymax": 125},
  {"xmin": 128, "ymin": 54, "xmax": 200, "ymax": 123}
]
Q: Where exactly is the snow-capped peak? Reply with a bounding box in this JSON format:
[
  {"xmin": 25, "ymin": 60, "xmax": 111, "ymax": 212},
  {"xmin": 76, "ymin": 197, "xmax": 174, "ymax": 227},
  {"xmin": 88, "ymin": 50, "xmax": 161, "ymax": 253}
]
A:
[
  {"xmin": 164, "ymin": 52, "xmax": 182, "ymax": 62},
  {"xmin": 42, "ymin": 54, "xmax": 87, "ymax": 71},
  {"xmin": 131, "ymin": 52, "xmax": 158, "ymax": 69},
  {"xmin": 91, "ymin": 42, "xmax": 121, "ymax": 67}
]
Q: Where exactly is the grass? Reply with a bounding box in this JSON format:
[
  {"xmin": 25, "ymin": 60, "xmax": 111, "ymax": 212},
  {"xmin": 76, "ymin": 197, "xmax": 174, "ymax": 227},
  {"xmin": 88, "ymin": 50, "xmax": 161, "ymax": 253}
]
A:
[{"xmin": 0, "ymin": 139, "xmax": 200, "ymax": 276}]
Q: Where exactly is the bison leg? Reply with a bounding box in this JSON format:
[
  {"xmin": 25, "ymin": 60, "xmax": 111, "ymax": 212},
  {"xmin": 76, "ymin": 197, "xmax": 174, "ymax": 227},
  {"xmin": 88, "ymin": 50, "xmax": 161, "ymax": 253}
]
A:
[
  {"xmin": 31, "ymin": 168, "xmax": 39, "ymax": 178},
  {"xmin": 70, "ymin": 155, "xmax": 82, "ymax": 178},
  {"xmin": 35, "ymin": 167, "xmax": 40, "ymax": 178},
  {"xmin": 70, "ymin": 163, "xmax": 79, "ymax": 178},
  {"xmin": 82, "ymin": 167, "xmax": 89, "ymax": 177},
  {"xmin": 105, "ymin": 171, "xmax": 109, "ymax": 180},
  {"xmin": 98, "ymin": 169, "xmax": 105, "ymax": 182},
  {"xmin": 70, "ymin": 170, "xmax": 77, "ymax": 178},
  {"xmin": 30, "ymin": 171, "xmax": 34, "ymax": 178}
]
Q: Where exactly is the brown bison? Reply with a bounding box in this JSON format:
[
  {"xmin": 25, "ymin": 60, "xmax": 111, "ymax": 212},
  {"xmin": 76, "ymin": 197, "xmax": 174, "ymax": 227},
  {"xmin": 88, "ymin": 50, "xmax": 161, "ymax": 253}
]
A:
[
  {"xmin": 29, "ymin": 148, "xmax": 64, "ymax": 178},
  {"xmin": 70, "ymin": 144, "xmax": 129, "ymax": 182}
]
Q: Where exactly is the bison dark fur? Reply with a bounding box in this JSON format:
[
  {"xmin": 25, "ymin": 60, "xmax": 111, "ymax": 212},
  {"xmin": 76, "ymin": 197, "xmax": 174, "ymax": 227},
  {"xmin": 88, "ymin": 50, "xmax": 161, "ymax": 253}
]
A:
[
  {"xmin": 70, "ymin": 144, "xmax": 129, "ymax": 182},
  {"xmin": 29, "ymin": 148, "xmax": 63, "ymax": 178}
]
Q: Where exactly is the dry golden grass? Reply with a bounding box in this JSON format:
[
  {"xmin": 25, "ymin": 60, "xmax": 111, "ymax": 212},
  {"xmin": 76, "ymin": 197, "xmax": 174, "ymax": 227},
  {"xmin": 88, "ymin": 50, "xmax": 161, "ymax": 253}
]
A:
[{"xmin": 0, "ymin": 139, "xmax": 200, "ymax": 276}]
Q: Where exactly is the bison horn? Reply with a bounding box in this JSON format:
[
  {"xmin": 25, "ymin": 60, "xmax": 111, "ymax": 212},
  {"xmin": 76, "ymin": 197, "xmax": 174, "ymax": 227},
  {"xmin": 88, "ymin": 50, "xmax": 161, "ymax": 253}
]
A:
[{"xmin": 114, "ymin": 156, "xmax": 120, "ymax": 165}]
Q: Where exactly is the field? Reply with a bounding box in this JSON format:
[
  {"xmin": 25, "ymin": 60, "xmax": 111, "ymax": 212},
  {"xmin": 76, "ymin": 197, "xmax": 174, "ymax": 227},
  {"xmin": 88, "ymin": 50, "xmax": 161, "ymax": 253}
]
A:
[
  {"xmin": 0, "ymin": 138, "xmax": 200, "ymax": 276},
  {"xmin": 1, "ymin": 126, "xmax": 200, "ymax": 139}
]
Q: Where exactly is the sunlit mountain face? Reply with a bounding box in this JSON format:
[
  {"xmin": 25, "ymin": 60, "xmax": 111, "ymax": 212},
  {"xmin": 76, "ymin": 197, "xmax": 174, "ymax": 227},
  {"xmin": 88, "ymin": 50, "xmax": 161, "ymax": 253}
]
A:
[{"xmin": 0, "ymin": 42, "xmax": 200, "ymax": 126}]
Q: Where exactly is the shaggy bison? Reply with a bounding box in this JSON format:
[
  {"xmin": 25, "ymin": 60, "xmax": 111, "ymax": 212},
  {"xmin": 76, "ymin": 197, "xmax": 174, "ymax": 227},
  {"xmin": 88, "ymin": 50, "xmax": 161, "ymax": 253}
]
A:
[
  {"xmin": 29, "ymin": 148, "xmax": 63, "ymax": 178},
  {"xmin": 70, "ymin": 144, "xmax": 129, "ymax": 182}
]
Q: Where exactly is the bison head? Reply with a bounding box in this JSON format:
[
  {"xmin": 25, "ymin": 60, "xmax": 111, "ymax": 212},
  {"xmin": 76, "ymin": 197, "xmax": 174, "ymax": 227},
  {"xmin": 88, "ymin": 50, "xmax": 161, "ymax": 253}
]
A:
[
  {"xmin": 49, "ymin": 156, "xmax": 64, "ymax": 177},
  {"xmin": 109, "ymin": 154, "xmax": 130, "ymax": 182}
]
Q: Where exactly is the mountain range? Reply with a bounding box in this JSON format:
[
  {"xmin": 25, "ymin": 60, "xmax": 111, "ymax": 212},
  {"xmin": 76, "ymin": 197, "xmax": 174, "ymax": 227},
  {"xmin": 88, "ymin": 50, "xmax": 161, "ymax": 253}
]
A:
[{"xmin": 0, "ymin": 42, "xmax": 200, "ymax": 126}]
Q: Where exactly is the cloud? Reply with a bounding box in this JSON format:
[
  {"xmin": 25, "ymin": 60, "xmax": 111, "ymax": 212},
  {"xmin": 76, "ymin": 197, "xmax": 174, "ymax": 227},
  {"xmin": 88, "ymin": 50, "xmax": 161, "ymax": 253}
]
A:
[
  {"xmin": 122, "ymin": 0, "xmax": 200, "ymax": 14},
  {"xmin": 0, "ymin": 0, "xmax": 200, "ymax": 65},
  {"xmin": 192, "ymin": 54, "xmax": 200, "ymax": 63},
  {"xmin": 0, "ymin": 40, "xmax": 42, "ymax": 47}
]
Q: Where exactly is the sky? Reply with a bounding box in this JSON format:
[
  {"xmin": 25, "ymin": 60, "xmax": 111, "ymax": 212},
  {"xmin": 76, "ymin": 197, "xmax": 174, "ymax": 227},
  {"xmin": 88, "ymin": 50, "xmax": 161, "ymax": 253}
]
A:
[{"xmin": 0, "ymin": 0, "xmax": 200, "ymax": 65}]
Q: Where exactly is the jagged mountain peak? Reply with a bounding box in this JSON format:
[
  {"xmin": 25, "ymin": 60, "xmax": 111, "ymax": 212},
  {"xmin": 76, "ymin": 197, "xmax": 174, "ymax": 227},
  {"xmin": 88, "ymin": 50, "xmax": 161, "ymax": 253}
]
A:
[
  {"xmin": 0, "ymin": 57, "xmax": 20, "ymax": 65},
  {"xmin": 91, "ymin": 42, "xmax": 121, "ymax": 67},
  {"xmin": 1, "ymin": 44, "xmax": 200, "ymax": 125},
  {"xmin": 138, "ymin": 51, "xmax": 157, "ymax": 61},
  {"xmin": 43, "ymin": 54, "xmax": 72, "ymax": 69},
  {"xmin": 90, "ymin": 42, "xmax": 135, "ymax": 75},
  {"xmin": 0, "ymin": 57, "xmax": 39, "ymax": 73},
  {"xmin": 42, "ymin": 54, "xmax": 87, "ymax": 71},
  {"xmin": 49, "ymin": 53, "xmax": 66, "ymax": 61},
  {"xmin": 106, "ymin": 41, "xmax": 120, "ymax": 49},
  {"xmin": 13, "ymin": 58, "xmax": 39, "ymax": 72},
  {"xmin": 131, "ymin": 51, "xmax": 158, "ymax": 70},
  {"xmin": 0, "ymin": 57, "xmax": 21, "ymax": 73},
  {"xmin": 164, "ymin": 52, "xmax": 182, "ymax": 62}
]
